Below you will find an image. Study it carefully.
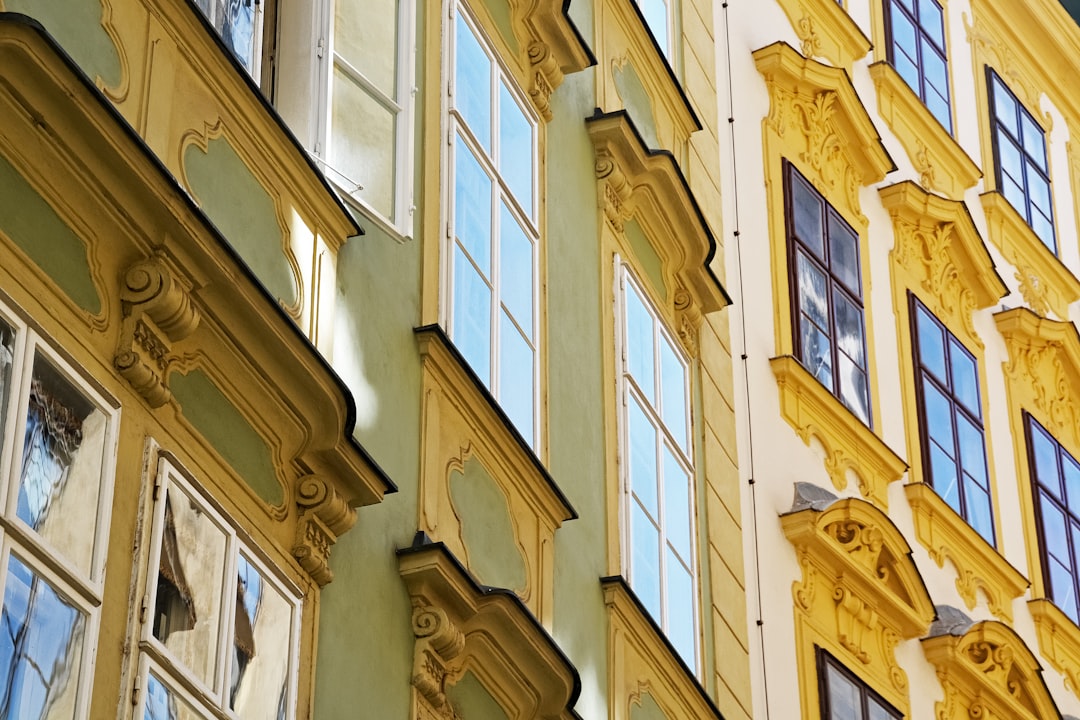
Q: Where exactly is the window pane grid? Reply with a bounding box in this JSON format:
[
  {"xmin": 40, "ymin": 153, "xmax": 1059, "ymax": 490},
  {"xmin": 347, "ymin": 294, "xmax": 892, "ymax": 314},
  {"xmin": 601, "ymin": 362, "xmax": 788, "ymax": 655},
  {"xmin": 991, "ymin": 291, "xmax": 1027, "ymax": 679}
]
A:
[
  {"xmin": 332, "ymin": 55, "xmax": 403, "ymax": 115},
  {"xmin": 818, "ymin": 650, "xmax": 902, "ymax": 720},
  {"xmin": 885, "ymin": 0, "xmax": 952, "ymax": 133}
]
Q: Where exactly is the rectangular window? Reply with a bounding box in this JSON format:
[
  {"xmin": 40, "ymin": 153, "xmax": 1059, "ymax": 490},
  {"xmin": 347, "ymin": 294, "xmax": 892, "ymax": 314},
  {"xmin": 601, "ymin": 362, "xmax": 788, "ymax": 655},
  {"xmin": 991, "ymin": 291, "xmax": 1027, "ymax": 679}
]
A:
[
  {"xmin": 637, "ymin": 0, "xmax": 673, "ymax": 56},
  {"xmin": 618, "ymin": 264, "xmax": 699, "ymax": 674},
  {"xmin": 818, "ymin": 649, "xmax": 902, "ymax": 720},
  {"xmin": 988, "ymin": 68, "xmax": 1056, "ymax": 252},
  {"xmin": 884, "ymin": 0, "xmax": 951, "ymax": 132},
  {"xmin": 137, "ymin": 459, "xmax": 302, "ymax": 719},
  {"xmin": 910, "ymin": 297, "xmax": 994, "ymax": 544},
  {"xmin": 1026, "ymin": 414, "xmax": 1080, "ymax": 625},
  {"xmin": 447, "ymin": 3, "xmax": 539, "ymax": 448},
  {"xmin": 0, "ymin": 305, "xmax": 119, "ymax": 720},
  {"xmin": 785, "ymin": 162, "xmax": 871, "ymax": 425},
  {"xmin": 192, "ymin": 0, "xmax": 275, "ymax": 82}
]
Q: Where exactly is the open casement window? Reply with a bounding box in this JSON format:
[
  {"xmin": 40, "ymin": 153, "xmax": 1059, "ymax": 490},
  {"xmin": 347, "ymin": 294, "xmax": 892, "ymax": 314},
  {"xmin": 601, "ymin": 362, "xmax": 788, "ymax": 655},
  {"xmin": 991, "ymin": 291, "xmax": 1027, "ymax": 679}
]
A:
[
  {"xmin": 136, "ymin": 459, "xmax": 301, "ymax": 719},
  {"xmin": 785, "ymin": 161, "xmax": 871, "ymax": 426},
  {"xmin": 324, "ymin": 0, "xmax": 416, "ymax": 231},
  {"xmin": 883, "ymin": 0, "xmax": 951, "ymax": 133},
  {"xmin": 446, "ymin": 2, "xmax": 540, "ymax": 448},
  {"xmin": 1026, "ymin": 414, "xmax": 1080, "ymax": 626},
  {"xmin": 988, "ymin": 68, "xmax": 1055, "ymax": 253},
  {"xmin": 818, "ymin": 649, "xmax": 903, "ymax": 720},
  {"xmin": 617, "ymin": 263, "xmax": 699, "ymax": 674},
  {"xmin": 0, "ymin": 305, "xmax": 118, "ymax": 720},
  {"xmin": 192, "ymin": 0, "xmax": 275, "ymax": 84},
  {"xmin": 910, "ymin": 296, "xmax": 994, "ymax": 545}
]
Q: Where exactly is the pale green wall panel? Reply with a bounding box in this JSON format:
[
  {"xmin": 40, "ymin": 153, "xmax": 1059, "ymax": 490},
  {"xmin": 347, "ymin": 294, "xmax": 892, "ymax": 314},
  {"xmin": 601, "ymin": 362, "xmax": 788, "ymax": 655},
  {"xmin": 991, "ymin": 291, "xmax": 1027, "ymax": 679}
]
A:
[
  {"xmin": 631, "ymin": 692, "xmax": 669, "ymax": 720},
  {"xmin": 613, "ymin": 62, "xmax": 660, "ymax": 149},
  {"xmin": 6, "ymin": 0, "xmax": 121, "ymax": 87},
  {"xmin": 477, "ymin": 0, "xmax": 519, "ymax": 56},
  {"xmin": 0, "ymin": 153, "xmax": 100, "ymax": 314},
  {"xmin": 446, "ymin": 671, "xmax": 511, "ymax": 720},
  {"xmin": 450, "ymin": 457, "xmax": 527, "ymax": 591},
  {"xmin": 624, "ymin": 219, "xmax": 665, "ymax": 301}
]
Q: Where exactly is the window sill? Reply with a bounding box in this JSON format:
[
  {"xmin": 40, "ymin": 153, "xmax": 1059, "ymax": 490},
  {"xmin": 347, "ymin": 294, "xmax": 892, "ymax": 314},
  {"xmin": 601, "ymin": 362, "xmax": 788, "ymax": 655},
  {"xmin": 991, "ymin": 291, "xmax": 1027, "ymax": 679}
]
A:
[
  {"xmin": 770, "ymin": 355, "xmax": 907, "ymax": 509},
  {"xmin": 1029, "ymin": 597, "xmax": 1080, "ymax": 697},
  {"xmin": 980, "ymin": 191, "xmax": 1080, "ymax": 319},
  {"xmin": 869, "ymin": 62, "xmax": 981, "ymax": 201},
  {"xmin": 904, "ymin": 482, "xmax": 1028, "ymax": 621},
  {"xmin": 774, "ymin": 0, "xmax": 871, "ymax": 69}
]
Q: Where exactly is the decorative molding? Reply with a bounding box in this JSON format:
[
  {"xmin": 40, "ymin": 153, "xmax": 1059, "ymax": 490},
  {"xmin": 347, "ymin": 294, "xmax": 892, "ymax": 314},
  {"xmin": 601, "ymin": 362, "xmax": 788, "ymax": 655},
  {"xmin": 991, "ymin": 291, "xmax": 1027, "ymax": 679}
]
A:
[
  {"xmin": 773, "ymin": 0, "xmax": 871, "ymax": 69},
  {"xmin": 511, "ymin": 0, "xmax": 593, "ymax": 121},
  {"xmin": 904, "ymin": 483, "xmax": 1027, "ymax": 621},
  {"xmin": 962, "ymin": 11, "xmax": 1043, "ymax": 116},
  {"xmin": 114, "ymin": 256, "xmax": 200, "ymax": 407},
  {"xmin": 980, "ymin": 192, "xmax": 1080, "ymax": 319},
  {"xmin": 289, "ymin": 474, "xmax": 357, "ymax": 586},
  {"xmin": 869, "ymin": 63, "xmax": 981, "ymax": 201},
  {"xmin": 673, "ymin": 285, "xmax": 701, "ymax": 356},
  {"xmin": 1029, "ymin": 598, "xmax": 1080, "ymax": 698},
  {"xmin": 411, "ymin": 604, "xmax": 466, "ymax": 719},
  {"xmin": 770, "ymin": 356, "xmax": 907, "ymax": 509}
]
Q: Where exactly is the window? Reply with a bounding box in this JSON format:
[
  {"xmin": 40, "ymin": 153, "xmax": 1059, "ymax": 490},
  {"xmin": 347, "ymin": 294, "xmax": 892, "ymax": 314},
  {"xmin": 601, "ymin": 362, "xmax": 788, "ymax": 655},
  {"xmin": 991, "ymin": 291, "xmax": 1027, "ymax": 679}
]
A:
[
  {"xmin": 136, "ymin": 459, "xmax": 301, "ymax": 719},
  {"xmin": 1026, "ymin": 414, "xmax": 1080, "ymax": 625},
  {"xmin": 618, "ymin": 264, "xmax": 699, "ymax": 673},
  {"xmin": 785, "ymin": 162, "xmax": 870, "ymax": 425},
  {"xmin": 988, "ymin": 69, "xmax": 1055, "ymax": 252},
  {"xmin": 0, "ymin": 306, "xmax": 118, "ymax": 719},
  {"xmin": 446, "ymin": 3, "xmax": 539, "ymax": 447},
  {"xmin": 819, "ymin": 650, "xmax": 902, "ymax": 720},
  {"xmin": 324, "ymin": 0, "xmax": 416, "ymax": 230},
  {"xmin": 884, "ymin": 0, "xmax": 951, "ymax": 132},
  {"xmin": 192, "ymin": 0, "xmax": 273, "ymax": 81},
  {"xmin": 637, "ymin": 0, "xmax": 673, "ymax": 56},
  {"xmin": 910, "ymin": 297, "xmax": 993, "ymax": 544}
]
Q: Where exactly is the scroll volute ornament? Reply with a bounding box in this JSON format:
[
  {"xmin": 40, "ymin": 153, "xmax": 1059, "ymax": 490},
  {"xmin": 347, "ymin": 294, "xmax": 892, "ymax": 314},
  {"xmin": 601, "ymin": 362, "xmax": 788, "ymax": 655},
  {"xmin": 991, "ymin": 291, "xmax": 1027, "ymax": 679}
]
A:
[
  {"xmin": 291, "ymin": 474, "xmax": 357, "ymax": 586},
  {"xmin": 410, "ymin": 603, "xmax": 466, "ymax": 720}
]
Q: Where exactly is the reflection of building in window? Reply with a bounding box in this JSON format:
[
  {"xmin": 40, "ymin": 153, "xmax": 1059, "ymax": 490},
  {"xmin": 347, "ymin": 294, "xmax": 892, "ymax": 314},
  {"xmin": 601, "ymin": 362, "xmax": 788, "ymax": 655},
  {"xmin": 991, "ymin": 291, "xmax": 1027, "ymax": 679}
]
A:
[
  {"xmin": 818, "ymin": 649, "xmax": 901, "ymax": 719},
  {"xmin": 153, "ymin": 497, "xmax": 196, "ymax": 642},
  {"xmin": 230, "ymin": 555, "xmax": 261, "ymax": 708},
  {"xmin": 192, "ymin": 0, "xmax": 270, "ymax": 78}
]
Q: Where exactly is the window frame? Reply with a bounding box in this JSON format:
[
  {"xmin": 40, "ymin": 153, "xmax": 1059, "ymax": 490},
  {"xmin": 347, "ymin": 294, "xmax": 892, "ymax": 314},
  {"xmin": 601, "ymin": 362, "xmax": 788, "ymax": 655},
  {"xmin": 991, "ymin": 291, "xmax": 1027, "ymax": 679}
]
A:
[
  {"xmin": 883, "ymin": 0, "xmax": 952, "ymax": 133},
  {"xmin": 909, "ymin": 294, "xmax": 994, "ymax": 545},
  {"xmin": 191, "ymin": 0, "xmax": 276, "ymax": 85},
  {"xmin": 615, "ymin": 261, "xmax": 700, "ymax": 675},
  {"xmin": 817, "ymin": 648, "xmax": 903, "ymax": 720},
  {"xmin": 443, "ymin": 0, "xmax": 541, "ymax": 449},
  {"xmin": 987, "ymin": 67, "xmax": 1056, "ymax": 253},
  {"xmin": 784, "ymin": 161, "xmax": 872, "ymax": 427}
]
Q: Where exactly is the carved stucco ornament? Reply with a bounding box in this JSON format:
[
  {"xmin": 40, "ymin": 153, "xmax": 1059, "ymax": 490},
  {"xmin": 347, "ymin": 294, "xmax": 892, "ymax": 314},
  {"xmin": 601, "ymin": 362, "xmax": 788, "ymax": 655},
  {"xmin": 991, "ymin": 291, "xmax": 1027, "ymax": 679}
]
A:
[
  {"xmin": 411, "ymin": 604, "xmax": 466, "ymax": 720},
  {"xmin": 290, "ymin": 474, "xmax": 357, "ymax": 587}
]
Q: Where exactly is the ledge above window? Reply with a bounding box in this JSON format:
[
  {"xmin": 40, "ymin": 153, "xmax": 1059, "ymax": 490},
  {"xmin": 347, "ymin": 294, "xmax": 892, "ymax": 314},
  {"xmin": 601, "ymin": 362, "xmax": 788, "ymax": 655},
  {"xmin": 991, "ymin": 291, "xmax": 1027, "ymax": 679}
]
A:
[
  {"xmin": 771, "ymin": 356, "xmax": 907, "ymax": 510},
  {"xmin": 773, "ymin": 0, "xmax": 871, "ymax": 70},
  {"xmin": 870, "ymin": 62, "xmax": 981, "ymax": 201},
  {"xmin": 1028, "ymin": 598, "xmax": 1080, "ymax": 701},
  {"xmin": 904, "ymin": 482, "xmax": 1028, "ymax": 622}
]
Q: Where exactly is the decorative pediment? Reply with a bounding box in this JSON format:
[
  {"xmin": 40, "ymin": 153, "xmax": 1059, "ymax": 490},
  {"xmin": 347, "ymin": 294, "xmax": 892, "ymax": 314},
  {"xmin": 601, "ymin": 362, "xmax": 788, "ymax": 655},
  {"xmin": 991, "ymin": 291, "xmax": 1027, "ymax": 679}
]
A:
[
  {"xmin": 512, "ymin": 0, "xmax": 595, "ymax": 120},
  {"xmin": 923, "ymin": 608, "xmax": 1061, "ymax": 720},
  {"xmin": 880, "ymin": 182, "xmax": 1006, "ymax": 349},
  {"xmin": 782, "ymin": 485, "xmax": 935, "ymax": 695},
  {"xmin": 981, "ymin": 192, "xmax": 1080, "ymax": 319},
  {"xmin": 754, "ymin": 41, "xmax": 894, "ymax": 227},
  {"xmin": 586, "ymin": 110, "xmax": 730, "ymax": 313},
  {"xmin": 1030, "ymin": 598, "xmax": 1080, "ymax": 699},
  {"xmin": 995, "ymin": 308, "xmax": 1080, "ymax": 453},
  {"xmin": 773, "ymin": 0, "xmax": 871, "ymax": 69},
  {"xmin": 398, "ymin": 537, "xmax": 581, "ymax": 720}
]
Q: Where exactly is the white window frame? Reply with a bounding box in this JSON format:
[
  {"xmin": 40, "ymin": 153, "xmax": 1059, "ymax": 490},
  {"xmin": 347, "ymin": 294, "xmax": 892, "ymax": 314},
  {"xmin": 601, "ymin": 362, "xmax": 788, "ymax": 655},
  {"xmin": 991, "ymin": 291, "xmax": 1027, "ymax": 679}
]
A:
[
  {"xmin": 135, "ymin": 456, "xmax": 303, "ymax": 720},
  {"xmin": 442, "ymin": 0, "xmax": 541, "ymax": 449},
  {"xmin": 315, "ymin": 0, "xmax": 418, "ymax": 238},
  {"xmin": 615, "ymin": 261, "xmax": 700, "ymax": 674},
  {"xmin": 0, "ymin": 298, "xmax": 120, "ymax": 720},
  {"xmin": 193, "ymin": 0, "xmax": 269, "ymax": 81}
]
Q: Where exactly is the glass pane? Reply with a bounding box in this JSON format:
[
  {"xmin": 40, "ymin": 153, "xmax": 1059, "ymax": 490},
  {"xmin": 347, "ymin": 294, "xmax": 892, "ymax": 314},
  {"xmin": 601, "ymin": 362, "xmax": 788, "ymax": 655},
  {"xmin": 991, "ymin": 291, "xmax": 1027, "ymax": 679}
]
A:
[
  {"xmin": 826, "ymin": 665, "xmax": 859, "ymax": 720},
  {"xmin": 499, "ymin": 313, "xmax": 534, "ymax": 444},
  {"xmin": 334, "ymin": 0, "xmax": 397, "ymax": 94},
  {"xmin": 330, "ymin": 68, "xmax": 396, "ymax": 218},
  {"xmin": 1032, "ymin": 209, "xmax": 1056, "ymax": 254},
  {"xmin": 626, "ymin": 283, "xmax": 655, "ymax": 405},
  {"xmin": 665, "ymin": 551, "xmax": 695, "ymax": 672},
  {"xmin": 641, "ymin": 0, "xmax": 670, "ymax": 55},
  {"xmin": 832, "ymin": 290, "xmax": 865, "ymax": 367},
  {"xmin": 963, "ymin": 476, "xmax": 994, "ymax": 544},
  {"xmin": 869, "ymin": 697, "xmax": 898, "ymax": 720},
  {"xmin": 499, "ymin": 84, "xmax": 533, "ymax": 215},
  {"xmin": 18, "ymin": 355, "xmax": 108, "ymax": 579},
  {"xmin": 144, "ymin": 673, "xmax": 204, "ymax": 720},
  {"xmin": 790, "ymin": 174, "xmax": 824, "ymax": 259},
  {"xmin": 997, "ymin": 133, "xmax": 1024, "ymax": 191},
  {"xmin": 455, "ymin": 16, "xmax": 492, "ymax": 152},
  {"xmin": 889, "ymin": 5, "xmax": 917, "ymax": 58},
  {"xmin": 659, "ymin": 336, "xmax": 688, "ymax": 452},
  {"xmin": 1031, "ymin": 423, "xmax": 1061, "ymax": 498},
  {"xmin": 0, "ymin": 321, "xmax": 12, "ymax": 445},
  {"xmin": 949, "ymin": 341, "xmax": 979, "ymax": 417},
  {"xmin": 923, "ymin": 382, "xmax": 954, "ymax": 449},
  {"xmin": 828, "ymin": 214, "xmax": 860, "ymax": 295},
  {"xmin": 956, "ymin": 415, "xmax": 988, "ymax": 487},
  {"xmin": 631, "ymin": 502, "xmax": 661, "ymax": 620},
  {"xmin": 1049, "ymin": 554, "xmax": 1078, "ymax": 623},
  {"xmin": 1021, "ymin": 113, "xmax": 1047, "ymax": 169},
  {"xmin": 1028, "ymin": 170, "xmax": 1052, "ymax": 217},
  {"xmin": 451, "ymin": 246, "xmax": 492, "ymax": 387},
  {"xmin": 629, "ymin": 397, "xmax": 658, "ymax": 518},
  {"xmin": 454, "ymin": 138, "xmax": 492, "ymax": 276},
  {"xmin": 153, "ymin": 483, "xmax": 229, "ymax": 689},
  {"xmin": 215, "ymin": 0, "xmax": 257, "ymax": 72},
  {"xmin": 1064, "ymin": 454, "xmax": 1080, "ymax": 510},
  {"xmin": 499, "ymin": 204, "xmax": 533, "ymax": 334},
  {"xmin": 1041, "ymin": 495, "xmax": 1070, "ymax": 565},
  {"xmin": 931, "ymin": 442, "xmax": 959, "ymax": 509},
  {"xmin": 837, "ymin": 355, "xmax": 869, "ymax": 425},
  {"xmin": 993, "ymin": 78, "xmax": 1018, "ymax": 136},
  {"xmin": 801, "ymin": 323, "xmax": 833, "ymax": 390},
  {"xmin": 663, "ymin": 446, "xmax": 691, "ymax": 560},
  {"xmin": 921, "ymin": 42, "xmax": 949, "ymax": 107},
  {"xmin": 918, "ymin": 0, "xmax": 944, "ymax": 47},
  {"xmin": 927, "ymin": 88, "xmax": 952, "ymax": 134},
  {"xmin": 916, "ymin": 306, "xmax": 947, "ymax": 382},
  {"xmin": 229, "ymin": 556, "xmax": 295, "ymax": 716},
  {"xmin": 0, "ymin": 555, "xmax": 85, "ymax": 720},
  {"xmin": 797, "ymin": 253, "xmax": 829, "ymax": 331}
]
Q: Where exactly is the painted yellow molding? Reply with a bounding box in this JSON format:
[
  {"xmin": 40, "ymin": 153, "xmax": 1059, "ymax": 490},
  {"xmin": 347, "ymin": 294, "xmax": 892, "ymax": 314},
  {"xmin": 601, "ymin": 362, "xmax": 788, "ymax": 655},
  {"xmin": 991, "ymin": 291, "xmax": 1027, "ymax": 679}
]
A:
[
  {"xmin": 415, "ymin": 326, "xmax": 576, "ymax": 625},
  {"xmin": 782, "ymin": 492, "xmax": 935, "ymax": 717},
  {"xmin": 922, "ymin": 617, "xmax": 1060, "ymax": 719},
  {"xmin": 905, "ymin": 483, "xmax": 1027, "ymax": 621},
  {"xmin": 773, "ymin": 0, "xmax": 870, "ymax": 70},
  {"xmin": 510, "ymin": 0, "xmax": 594, "ymax": 120},
  {"xmin": 398, "ymin": 540, "xmax": 580, "ymax": 720},
  {"xmin": 1029, "ymin": 598, "xmax": 1080, "ymax": 698},
  {"xmin": 771, "ymin": 356, "xmax": 907, "ymax": 509},
  {"xmin": 586, "ymin": 110, "xmax": 728, "ymax": 315},
  {"xmin": 980, "ymin": 192, "xmax": 1080, "ymax": 319},
  {"xmin": 869, "ymin": 63, "xmax": 980, "ymax": 200},
  {"xmin": 601, "ymin": 578, "xmax": 724, "ymax": 720}
]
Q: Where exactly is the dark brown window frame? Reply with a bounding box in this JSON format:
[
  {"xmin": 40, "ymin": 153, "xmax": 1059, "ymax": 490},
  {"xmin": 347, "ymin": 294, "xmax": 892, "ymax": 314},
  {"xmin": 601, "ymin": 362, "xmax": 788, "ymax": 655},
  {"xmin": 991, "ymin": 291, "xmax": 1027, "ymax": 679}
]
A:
[
  {"xmin": 817, "ymin": 647, "xmax": 903, "ymax": 720},
  {"xmin": 883, "ymin": 0, "xmax": 952, "ymax": 133}
]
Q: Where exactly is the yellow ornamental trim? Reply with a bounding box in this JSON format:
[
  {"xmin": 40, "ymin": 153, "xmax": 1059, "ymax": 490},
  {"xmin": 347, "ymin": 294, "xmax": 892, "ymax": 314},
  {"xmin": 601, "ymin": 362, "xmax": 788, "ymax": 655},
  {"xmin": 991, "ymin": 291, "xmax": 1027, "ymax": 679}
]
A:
[
  {"xmin": 1029, "ymin": 598, "xmax": 1080, "ymax": 698},
  {"xmin": 904, "ymin": 483, "xmax": 1027, "ymax": 621},
  {"xmin": 773, "ymin": 0, "xmax": 870, "ymax": 69},
  {"xmin": 869, "ymin": 63, "xmax": 981, "ymax": 201},
  {"xmin": 981, "ymin": 192, "xmax": 1080, "ymax": 319},
  {"xmin": 923, "ymin": 611, "xmax": 1061, "ymax": 719},
  {"xmin": 771, "ymin": 356, "xmax": 907, "ymax": 509},
  {"xmin": 511, "ymin": 0, "xmax": 595, "ymax": 120}
]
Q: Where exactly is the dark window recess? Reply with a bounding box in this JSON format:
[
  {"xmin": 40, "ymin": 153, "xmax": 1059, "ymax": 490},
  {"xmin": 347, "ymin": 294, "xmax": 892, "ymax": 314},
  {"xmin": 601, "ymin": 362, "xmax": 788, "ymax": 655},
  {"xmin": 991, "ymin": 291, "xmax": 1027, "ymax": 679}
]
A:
[{"xmin": 818, "ymin": 648, "xmax": 903, "ymax": 720}]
